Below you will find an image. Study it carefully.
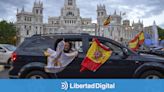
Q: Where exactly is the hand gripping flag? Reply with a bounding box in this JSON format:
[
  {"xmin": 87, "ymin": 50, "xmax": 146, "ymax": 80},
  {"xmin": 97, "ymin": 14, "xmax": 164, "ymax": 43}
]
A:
[
  {"xmin": 128, "ymin": 31, "xmax": 145, "ymax": 51},
  {"xmin": 80, "ymin": 38, "xmax": 112, "ymax": 72}
]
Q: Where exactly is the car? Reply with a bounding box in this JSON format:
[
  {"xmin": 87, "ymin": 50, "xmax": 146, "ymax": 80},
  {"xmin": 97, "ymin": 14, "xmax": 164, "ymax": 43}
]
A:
[
  {"xmin": 0, "ymin": 44, "xmax": 16, "ymax": 66},
  {"xmin": 9, "ymin": 33, "xmax": 164, "ymax": 79},
  {"xmin": 139, "ymin": 47, "xmax": 164, "ymax": 57}
]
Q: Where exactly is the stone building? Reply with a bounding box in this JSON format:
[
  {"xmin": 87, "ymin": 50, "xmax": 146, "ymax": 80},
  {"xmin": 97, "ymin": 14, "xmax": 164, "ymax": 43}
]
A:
[
  {"xmin": 16, "ymin": 0, "xmax": 156, "ymax": 46},
  {"xmin": 16, "ymin": 0, "xmax": 96, "ymax": 44},
  {"xmin": 16, "ymin": 1, "xmax": 44, "ymax": 43},
  {"xmin": 96, "ymin": 4, "xmax": 143, "ymax": 45}
]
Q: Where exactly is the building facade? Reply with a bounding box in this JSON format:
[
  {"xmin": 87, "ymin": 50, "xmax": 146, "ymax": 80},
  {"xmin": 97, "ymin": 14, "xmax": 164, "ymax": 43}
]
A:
[
  {"xmin": 144, "ymin": 21, "xmax": 159, "ymax": 47},
  {"xmin": 16, "ymin": 1, "xmax": 44, "ymax": 43},
  {"xmin": 44, "ymin": 0, "xmax": 96, "ymax": 35},
  {"xmin": 16, "ymin": 0, "xmax": 96, "ymax": 44},
  {"xmin": 16, "ymin": 0, "xmax": 158, "ymax": 46},
  {"xmin": 96, "ymin": 4, "xmax": 144, "ymax": 45}
]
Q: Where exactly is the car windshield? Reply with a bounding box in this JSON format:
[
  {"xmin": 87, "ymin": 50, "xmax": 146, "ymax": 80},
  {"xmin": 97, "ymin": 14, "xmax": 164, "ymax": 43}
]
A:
[{"xmin": 3, "ymin": 45, "xmax": 16, "ymax": 51}]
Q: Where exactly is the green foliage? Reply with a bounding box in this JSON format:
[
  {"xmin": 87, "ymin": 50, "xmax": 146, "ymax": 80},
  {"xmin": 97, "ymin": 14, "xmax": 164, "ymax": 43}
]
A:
[
  {"xmin": 157, "ymin": 26, "xmax": 164, "ymax": 40},
  {"xmin": 0, "ymin": 20, "xmax": 16, "ymax": 45}
]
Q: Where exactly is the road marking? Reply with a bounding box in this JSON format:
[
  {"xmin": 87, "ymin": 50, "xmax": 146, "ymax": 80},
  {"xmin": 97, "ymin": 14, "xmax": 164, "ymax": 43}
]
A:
[{"xmin": 0, "ymin": 65, "xmax": 4, "ymax": 71}]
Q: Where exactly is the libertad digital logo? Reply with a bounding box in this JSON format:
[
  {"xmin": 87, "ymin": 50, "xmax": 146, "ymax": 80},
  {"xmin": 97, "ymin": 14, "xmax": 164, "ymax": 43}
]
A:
[
  {"xmin": 61, "ymin": 81, "xmax": 69, "ymax": 90},
  {"xmin": 61, "ymin": 81, "xmax": 116, "ymax": 90}
]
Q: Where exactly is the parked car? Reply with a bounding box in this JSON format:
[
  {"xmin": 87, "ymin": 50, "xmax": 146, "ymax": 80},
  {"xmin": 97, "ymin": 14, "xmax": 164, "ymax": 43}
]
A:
[
  {"xmin": 0, "ymin": 44, "xmax": 16, "ymax": 65},
  {"xmin": 9, "ymin": 33, "xmax": 164, "ymax": 79},
  {"xmin": 140, "ymin": 47, "xmax": 164, "ymax": 57}
]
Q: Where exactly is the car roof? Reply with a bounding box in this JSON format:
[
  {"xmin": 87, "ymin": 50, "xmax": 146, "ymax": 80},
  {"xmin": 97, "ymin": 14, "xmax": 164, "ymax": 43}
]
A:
[
  {"xmin": 35, "ymin": 33, "xmax": 89, "ymax": 37},
  {"xmin": 0, "ymin": 44, "xmax": 15, "ymax": 46},
  {"xmin": 30, "ymin": 33, "xmax": 124, "ymax": 47}
]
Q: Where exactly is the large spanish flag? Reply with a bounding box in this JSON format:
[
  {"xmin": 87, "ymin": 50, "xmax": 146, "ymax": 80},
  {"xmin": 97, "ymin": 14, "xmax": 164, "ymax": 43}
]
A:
[
  {"xmin": 80, "ymin": 38, "xmax": 112, "ymax": 72},
  {"xmin": 103, "ymin": 15, "xmax": 112, "ymax": 26},
  {"xmin": 128, "ymin": 31, "xmax": 145, "ymax": 51}
]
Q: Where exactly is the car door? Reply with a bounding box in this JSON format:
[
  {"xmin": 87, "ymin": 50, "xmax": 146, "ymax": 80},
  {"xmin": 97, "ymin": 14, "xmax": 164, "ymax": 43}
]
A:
[
  {"xmin": 55, "ymin": 36, "xmax": 88, "ymax": 78},
  {"xmin": 0, "ymin": 46, "xmax": 6, "ymax": 63},
  {"xmin": 80, "ymin": 38, "xmax": 138, "ymax": 78}
]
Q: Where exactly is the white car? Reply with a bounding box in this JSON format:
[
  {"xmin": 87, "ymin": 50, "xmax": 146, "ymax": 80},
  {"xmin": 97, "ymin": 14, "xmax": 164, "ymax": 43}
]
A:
[{"xmin": 0, "ymin": 44, "xmax": 16, "ymax": 64}]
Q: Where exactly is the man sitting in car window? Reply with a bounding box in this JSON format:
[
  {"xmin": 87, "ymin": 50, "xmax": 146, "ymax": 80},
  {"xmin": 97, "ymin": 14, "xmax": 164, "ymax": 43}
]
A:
[{"xmin": 44, "ymin": 40, "xmax": 78, "ymax": 69}]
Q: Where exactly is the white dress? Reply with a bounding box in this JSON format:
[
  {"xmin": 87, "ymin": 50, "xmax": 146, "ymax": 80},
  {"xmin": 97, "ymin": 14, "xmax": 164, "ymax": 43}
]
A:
[{"xmin": 45, "ymin": 41, "xmax": 78, "ymax": 73}]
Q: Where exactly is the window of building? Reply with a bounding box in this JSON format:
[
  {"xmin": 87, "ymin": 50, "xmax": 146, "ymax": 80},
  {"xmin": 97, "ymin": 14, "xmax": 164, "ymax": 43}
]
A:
[
  {"xmin": 36, "ymin": 9, "xmax": 38, "ymax": 14},
  {"xmin": 27, "ymin": 30, "xmax": 29, "ymax": 35},
  {"xmin": 101, "ymin": 12, "xmax": 103, "ymax": 16},
  {"xmin": 24, "ymin": 25, "xmax": 26, "ymax": 29},
  {"xmin": 66, "ymin": 12, "xmax": 74, "ymax": 16},
  {"xmin": 29, "ymin": 26, "xmax": 31, "ymax": 30},
  {"xmin": 40, "ymin": 10, "xmax": 42, "ymax": 14},
  {"xmin": 24, "ymin": 17, "xmax": 26, "ymax": 21},
  {"xmin": 56, "ymin": 21, "xmax": 59, "ymax": 24},
  {"xmin": 68, "ymin": 0, "xmax": 73, "ymax": 5},
  {"xmin": 17, "ymin": 17, "xmax": 20, "ymax": 21},
  {"xmin": 98, "ymin": 12, "xmax": 100, "ymax": 16},
  {"xmin": 29, "ymin": 17, "xmax": 31, "ymax": 21}
]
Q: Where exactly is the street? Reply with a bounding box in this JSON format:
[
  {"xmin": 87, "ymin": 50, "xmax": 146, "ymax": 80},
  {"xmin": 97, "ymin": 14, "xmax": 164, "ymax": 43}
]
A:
[{"xmin": 0, "ymin": 65, "xmax": 9, "ymax": 79}]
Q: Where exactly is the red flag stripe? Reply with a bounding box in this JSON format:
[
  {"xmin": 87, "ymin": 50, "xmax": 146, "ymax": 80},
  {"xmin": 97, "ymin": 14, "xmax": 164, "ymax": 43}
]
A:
[
  {"xmin": 81, "ymin": 57, "xmax": 102, "ymax": 72},
  {"xmin": 94, "ymin": 38, "xmax": 110, "ymax": 51}
]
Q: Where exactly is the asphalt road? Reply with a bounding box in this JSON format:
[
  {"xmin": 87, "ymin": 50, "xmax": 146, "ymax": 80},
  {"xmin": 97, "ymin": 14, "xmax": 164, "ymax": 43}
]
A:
[{"xmin": 0, "ymin": 65, "xmax": 9, "ymax": 79}]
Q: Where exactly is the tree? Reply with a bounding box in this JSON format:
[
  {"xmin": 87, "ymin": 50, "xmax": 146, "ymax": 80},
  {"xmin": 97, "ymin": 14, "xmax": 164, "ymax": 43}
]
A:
[
  {"xmin": 0, "ymin": 20, "xmax": 16, "ymax": 45},
  {"xmin": 157, "ymin": 26, "xmax": 164, "ymax": 40}
]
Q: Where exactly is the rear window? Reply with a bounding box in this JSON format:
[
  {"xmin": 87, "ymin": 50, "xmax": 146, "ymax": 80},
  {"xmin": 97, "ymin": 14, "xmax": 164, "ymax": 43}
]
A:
[
  {"xmin": 23, "ymin": 39, "xmax": 51, "ymax": 53},
  {"xmin": 3, "ymin": 45, "xmax": 16, "ymax": 51}
]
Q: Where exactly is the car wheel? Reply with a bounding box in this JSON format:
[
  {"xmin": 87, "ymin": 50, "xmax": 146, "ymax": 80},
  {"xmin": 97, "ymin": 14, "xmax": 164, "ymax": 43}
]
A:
[
  {"xmin": 140, "ymin": 70, "xmax": 163, "ymax": 79},
  {"xmin": 25, "ymin": 71, "xmax": 49, "ymax": 79}
]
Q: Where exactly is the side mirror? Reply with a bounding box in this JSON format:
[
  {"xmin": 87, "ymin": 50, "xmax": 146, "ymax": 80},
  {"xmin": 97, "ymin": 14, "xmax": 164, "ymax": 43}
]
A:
[
  {"xmin": 0, "ymin": 49, "xmax": 6, "ymax": 53},
  {"xmin": 123, "ymin": 48, "xmax": 129, "ymax": 56}
]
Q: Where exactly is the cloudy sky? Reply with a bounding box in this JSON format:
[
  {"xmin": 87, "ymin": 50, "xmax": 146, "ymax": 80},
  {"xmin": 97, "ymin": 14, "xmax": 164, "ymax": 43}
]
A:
[{"xmin": 0, "ymin": 0, "xmax": 164, "ymax": 28}]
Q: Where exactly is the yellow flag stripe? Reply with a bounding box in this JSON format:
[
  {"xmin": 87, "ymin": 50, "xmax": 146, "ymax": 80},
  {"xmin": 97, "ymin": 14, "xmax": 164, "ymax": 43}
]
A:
[{"xmin": 86, "ymin": 39, "xmax": 112, "ymax": 64}]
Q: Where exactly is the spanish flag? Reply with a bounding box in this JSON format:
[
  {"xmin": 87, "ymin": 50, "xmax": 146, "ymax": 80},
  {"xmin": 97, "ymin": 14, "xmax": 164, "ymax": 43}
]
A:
[
  {"xmin": 128, "ymin": 36, "xmax": 139, "ymax": 51},
  {"xmin": 103, "ymin": 15, "xmax": 112, "ymax": 26},
  {"xmin": 80, "ymin": 38, "xmax": 112, "ymax": 72},
  {"xmin": 138, "ymin": 31, "xmax": 145, "ymax": 45},
  {"xmin": 128, "ymin": 31, "xmax": 145, "ymax": 51}
]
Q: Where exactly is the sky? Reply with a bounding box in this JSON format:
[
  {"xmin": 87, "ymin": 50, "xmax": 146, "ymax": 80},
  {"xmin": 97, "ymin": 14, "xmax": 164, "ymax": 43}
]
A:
[{"xmin": 0, "ymin": 0, "xmax": 164, "ymax": 28}]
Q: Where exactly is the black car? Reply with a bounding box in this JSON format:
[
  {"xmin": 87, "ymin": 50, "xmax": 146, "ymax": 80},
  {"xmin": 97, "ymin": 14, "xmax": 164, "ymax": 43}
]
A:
[
  {"xmin": 9, "ymin": 33, "xmax": 164, "ymax": 79},
  {"xmin": 139, "ymin": 49, "xmax": 164, "ymax": 57}
]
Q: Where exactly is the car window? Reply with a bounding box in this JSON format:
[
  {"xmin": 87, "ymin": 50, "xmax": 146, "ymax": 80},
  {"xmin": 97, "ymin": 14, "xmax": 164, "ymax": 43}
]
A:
[
  {"xmin": 3, "ymin": 45, "xmax": 16, "ymax": 51},
  {"xmin": 88, "ymin": 38, "xmax": 124, "ymax": 56},
  {"xmin": 72, "ymin": 41, "xmax": 83, "ymax": 53},
  {"xmin": 0, "ymin": 47, "xmax": 5, "ymax": 52},
  {"xmin": 102, "ymin": 41, "xmax": 122, "ymax": 52},
  {"xmin": 23, "ymin": 40, "xmax": 50, "ymax": 52},
  {"xmin": 0, "ymin": 47, "xmax": 3, "ymax": 50},
  {"xmin": 55, "ymin": 38, "xmax": 84, "ymax": 53}
]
